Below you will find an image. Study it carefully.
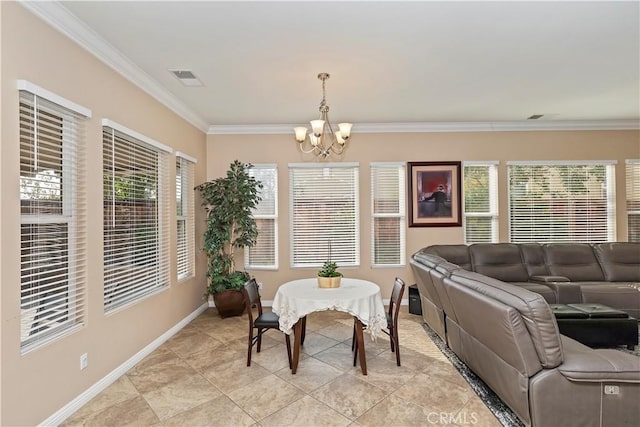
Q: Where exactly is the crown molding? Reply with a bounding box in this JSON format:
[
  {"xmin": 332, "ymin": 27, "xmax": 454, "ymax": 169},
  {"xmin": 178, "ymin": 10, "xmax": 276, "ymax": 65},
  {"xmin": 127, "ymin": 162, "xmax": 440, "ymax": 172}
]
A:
[
  {"xmin": 208, "ymin": 119, "xmax": 640, "ymax": 135},
  {"xmin": 18, "ymin": 3, "xmax": 639, "ymax": 136},
  {"xmin": 19, "ymin": 1, "xmax": 209, "ymax": 132}
]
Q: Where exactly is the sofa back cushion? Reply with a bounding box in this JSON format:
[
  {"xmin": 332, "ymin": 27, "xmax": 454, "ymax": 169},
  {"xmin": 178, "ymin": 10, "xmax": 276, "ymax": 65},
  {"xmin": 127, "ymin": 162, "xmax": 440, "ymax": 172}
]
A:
[
  {"xmin": 470, "ymin": 243, "xmax": 529, "ymax": 282},
  {"xmin": 431, "ymin": 261, "xmax": 462, "ymax": 322},
  {"xmin": 423, "ymin": 244, "xmax": 472, "ymax": 270},
  {"xmin": 409, "ymin": 253, "xmax": 444, "ymax": 307},
  {"xmin": 450, "ymin": 269, "xmax": 563, "ymax": 368},
  {"xmin": 519, "ymin": 243, "xmax": 549, "ymax": 277},
  {"xmin": 543, "ymin": 243, "xmax": 604, "ymax": 281},
  {"xmin": 592, "ymin": 242, "xmax": 640, "ymax": 282}
]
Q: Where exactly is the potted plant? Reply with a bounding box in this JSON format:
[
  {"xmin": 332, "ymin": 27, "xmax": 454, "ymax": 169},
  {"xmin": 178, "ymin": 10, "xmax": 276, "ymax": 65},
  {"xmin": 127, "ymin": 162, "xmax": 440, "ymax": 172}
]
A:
[
  {"xmin": 317, "ymin": 260, "xmax": 342, "ymax": 288},
  {"xmin": 195, "ymin": 160, "xmax": 263, "ymax": 317}
]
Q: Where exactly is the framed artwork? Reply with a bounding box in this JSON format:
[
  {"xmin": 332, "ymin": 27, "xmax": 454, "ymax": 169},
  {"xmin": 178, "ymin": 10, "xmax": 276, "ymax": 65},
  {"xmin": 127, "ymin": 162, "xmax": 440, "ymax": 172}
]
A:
[{"xmin": 407, "ymin": 161, "xmax": 462, "ymax": 227}]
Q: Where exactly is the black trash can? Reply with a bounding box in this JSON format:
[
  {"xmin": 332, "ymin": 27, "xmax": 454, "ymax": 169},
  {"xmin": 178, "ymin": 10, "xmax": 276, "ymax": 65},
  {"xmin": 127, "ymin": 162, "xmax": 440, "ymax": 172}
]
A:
[{"xmin": 408, "ymin": 284, "xmax": 422, "ymax": 315}]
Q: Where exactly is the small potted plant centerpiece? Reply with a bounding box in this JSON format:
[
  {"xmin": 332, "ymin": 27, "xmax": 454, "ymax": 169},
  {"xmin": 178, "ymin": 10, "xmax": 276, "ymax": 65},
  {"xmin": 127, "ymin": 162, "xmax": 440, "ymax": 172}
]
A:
[
  {"xmin": 317, "ymin": 260, "xmax": 342, "ymax": 288},
  {"xmin": 317, "ymin": 241, "xmax": 342, "ymax": 288}
]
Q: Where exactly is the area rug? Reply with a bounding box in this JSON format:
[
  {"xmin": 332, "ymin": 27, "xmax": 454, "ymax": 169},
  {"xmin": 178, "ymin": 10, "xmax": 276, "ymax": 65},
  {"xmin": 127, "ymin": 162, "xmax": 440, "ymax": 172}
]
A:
[
  {"xmin": 421, "ymin": 324, "xmax": 524, "ymax": 427},
  {"xmin": 422, "ymin": 323, "xmax": 640, "ymax": 427}
]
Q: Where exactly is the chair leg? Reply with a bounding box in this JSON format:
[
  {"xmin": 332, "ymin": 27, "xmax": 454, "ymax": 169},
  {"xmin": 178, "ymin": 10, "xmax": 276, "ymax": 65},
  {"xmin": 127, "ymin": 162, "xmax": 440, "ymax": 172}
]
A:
[
  {"xmin": 285, "ymin": 334, "xmax": 293, "ymax": 369},
  {"xmin": 351, "ymin": 320, "xmax": 356, "ymax": 351},
  {"xmin": 257, "ymin": 328, "xmax": 263, "ymax": 352},
  {"xmin": 353, "ymin": 333, "xmax": 359, "ymax": 366},
  {"xmin": 301, "ymin": 316, "xmax": 307, "ymax": 346},
  {"xmin": 393, "ymin": 325, "xmax": 401, "ymax": 366},
  {"xmin": 247, "ymin": 329, "xmax": 253, "ymax": 367}
]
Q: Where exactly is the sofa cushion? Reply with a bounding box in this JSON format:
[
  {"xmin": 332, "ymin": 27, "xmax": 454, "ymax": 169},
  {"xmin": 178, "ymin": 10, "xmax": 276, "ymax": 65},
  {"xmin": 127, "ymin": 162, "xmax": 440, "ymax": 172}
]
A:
[
  {"xmin": 423, "ymin": 244, "xmax": 472, "ymax": 270},
  {"xmin": 592, "ymin": 242, "xmax": 640, "ymax": 282},
  {"xmin": 543, "ymin": 243, "xmax": 605, "ymax": 281},
  {"xmin": 450, "ymin": 269, "xmax": 563, "ymax": 368},
  {"xmin": 470, "ymin": 243, "xmax": 529, "ymax": 282},
  {"xmin": 511, "ymin": 282, "xmax": 557, "ymax": 304},
  {"xmin": 519, "ymin": 243, "xmax": 549, "ymax": 277},
  {"xmin": 412, "ymin": 251, "xmax": 445, "ymax": 269}
]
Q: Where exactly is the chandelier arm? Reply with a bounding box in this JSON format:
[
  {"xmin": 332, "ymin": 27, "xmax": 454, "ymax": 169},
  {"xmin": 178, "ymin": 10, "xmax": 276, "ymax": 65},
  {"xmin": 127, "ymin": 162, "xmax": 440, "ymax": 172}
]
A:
[{"xmin": 297, "ymin": 141, "xmax": 320, "ymax": 155}]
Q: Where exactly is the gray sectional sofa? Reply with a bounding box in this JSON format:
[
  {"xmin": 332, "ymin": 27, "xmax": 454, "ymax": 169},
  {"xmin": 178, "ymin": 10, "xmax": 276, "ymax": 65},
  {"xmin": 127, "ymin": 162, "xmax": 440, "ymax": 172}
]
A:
[{"xmin": 410, "ymin": 242, "xmax": 640, "ymax": 427}]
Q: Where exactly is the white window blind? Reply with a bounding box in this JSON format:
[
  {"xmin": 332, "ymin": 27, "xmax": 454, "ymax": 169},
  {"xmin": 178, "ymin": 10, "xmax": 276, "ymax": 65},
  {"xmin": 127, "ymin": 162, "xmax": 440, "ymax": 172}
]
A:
[
  {"xmin": 626, "ymin": 159, "xmax": 640, "ymax": 242},
  {"xmin": 371, "ymin": 163, "xmax": 406, "ymax": 267},
  {"xmin": 176, "ymin": 155, "xmax": 195, "ymax": 280},
  {"xmin": 508, "ymin": 161, "xmax": 616, "ymax": 243},
  {"xmin": 103, "ymin": 124, "xmax": 171, "ymax": 312},
  {"xmin": 19, "ymin": 87, "xmax": 90, "ymax": 352},
  {"xmin": 290, "ymin": 163, "xmax": 359, "ymax": 268},
  {"xmin": 246, "ymin": 164, "xmax": 278, "ymax": 269},
  {"xmin": 463, "ymin": 162, "xmax": 499, "ymax": 243}
]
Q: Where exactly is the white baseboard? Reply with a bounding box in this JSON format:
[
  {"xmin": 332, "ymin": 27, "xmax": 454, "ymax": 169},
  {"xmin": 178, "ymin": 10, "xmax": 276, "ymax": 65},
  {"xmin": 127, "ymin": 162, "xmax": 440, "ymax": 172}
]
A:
[{"xmin": 40, "ymin": 302, "xmax": 209, "ymax": 426}]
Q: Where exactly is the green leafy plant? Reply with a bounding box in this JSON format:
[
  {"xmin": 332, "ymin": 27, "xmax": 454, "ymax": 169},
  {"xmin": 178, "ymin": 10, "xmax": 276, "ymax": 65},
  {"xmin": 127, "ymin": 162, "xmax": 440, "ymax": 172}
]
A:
[
  {"xmin": 318, "ymin": 260, "xmax": 342, "ymax": 278},
  {"xmin": 195, "ymin": 160, "xmax": 262, "ymax": 296}
]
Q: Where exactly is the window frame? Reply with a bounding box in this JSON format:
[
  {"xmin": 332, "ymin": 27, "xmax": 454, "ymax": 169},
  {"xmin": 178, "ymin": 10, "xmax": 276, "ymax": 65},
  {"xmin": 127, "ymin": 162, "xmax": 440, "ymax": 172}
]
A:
[
  {"xmin": 463, "ymin": 161, "xmax": 499, "ymax": 244},
  {"xmin": 102, "ymin": 119, "xmax": 172, "ymax": 314},
  {"xmin": 507, "ymin": 160, "xmax": 616, "ymax": 243},
  {"xmin": 176, "ymin": 152, "xmax": 196, "ymax": 281},
  {"xmin": 289, "ymin": 162, "xmax": 360, "ymax": 269},
  {"xmin": 370, "ymin": 162, "xmax": 406, "ymax": 268},
  {"xmin": 245, "ymin": 164, "xmax": 279, "ymax": 270},
  {"xmin": 18, "ymin": 81, "xmax": 91, "ymax": 353},
  {"xmin": 625, "ymin": 159, "xmax": 640, "ymax": 242}
]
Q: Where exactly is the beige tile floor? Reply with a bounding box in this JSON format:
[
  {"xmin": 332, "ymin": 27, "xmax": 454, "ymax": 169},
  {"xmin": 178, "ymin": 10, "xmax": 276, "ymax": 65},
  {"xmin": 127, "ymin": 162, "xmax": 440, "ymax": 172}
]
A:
[{"xmin": 63, "ymin": 307, "xmax": 500, "ymax": 427}]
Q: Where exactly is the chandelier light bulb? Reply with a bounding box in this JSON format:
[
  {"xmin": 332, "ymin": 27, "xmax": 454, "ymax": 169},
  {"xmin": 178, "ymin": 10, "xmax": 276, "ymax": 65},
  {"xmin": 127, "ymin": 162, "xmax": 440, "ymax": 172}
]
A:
[
  {"xmin": 338, "ymin": 123, "xmax": 352, "ymax": 140},
  {"xmin": 310, "ymin": 120, "xmax": 325, "ymax": 137},
  {"xmin": 294, "ymin": 127, "xmax": 308, "ymax": 142}
]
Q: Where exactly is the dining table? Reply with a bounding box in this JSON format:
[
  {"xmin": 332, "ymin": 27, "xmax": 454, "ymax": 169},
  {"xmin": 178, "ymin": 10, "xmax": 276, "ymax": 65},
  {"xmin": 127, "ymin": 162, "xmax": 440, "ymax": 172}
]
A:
[{"xmin": 271, "ymin": 277, "xmax": 387, "ymax": 375}]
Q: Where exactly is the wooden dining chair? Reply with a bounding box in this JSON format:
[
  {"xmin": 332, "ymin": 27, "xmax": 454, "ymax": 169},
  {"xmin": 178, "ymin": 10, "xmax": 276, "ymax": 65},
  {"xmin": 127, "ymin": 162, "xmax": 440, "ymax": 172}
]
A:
[
  {"xmin": 241, "ymin": 278, "xmax": 292, "ymax": 368},
  {"xmin": 353, "ymin": 277, "xmax": 406, "ymax": 366}
]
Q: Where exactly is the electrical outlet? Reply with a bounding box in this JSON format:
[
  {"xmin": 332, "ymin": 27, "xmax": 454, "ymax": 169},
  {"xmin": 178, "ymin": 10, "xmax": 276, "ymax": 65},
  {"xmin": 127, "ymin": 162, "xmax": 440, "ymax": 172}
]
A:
[
  {"xmin": 604, "ymin": 385, "xmax": 619, "ymax": 395},
  {"xmin": 80, "ymin": 353, "xmax": 88, "ymax": 370}
]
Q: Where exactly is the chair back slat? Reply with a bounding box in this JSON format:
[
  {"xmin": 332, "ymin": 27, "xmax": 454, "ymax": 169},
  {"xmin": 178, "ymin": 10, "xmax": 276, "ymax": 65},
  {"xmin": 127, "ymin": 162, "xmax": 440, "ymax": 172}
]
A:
[
  {"xmin": 242, "ymin": 278, "xmax": 263, "ymax": 323},
  {"xmin": 389, "ymin": 277, "xmax": 406, "ymax": 320}
]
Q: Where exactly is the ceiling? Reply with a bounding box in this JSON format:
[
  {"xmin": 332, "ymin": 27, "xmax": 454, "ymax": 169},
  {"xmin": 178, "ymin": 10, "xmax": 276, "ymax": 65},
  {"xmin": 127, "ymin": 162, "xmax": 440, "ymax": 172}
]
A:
[{"xmin": 31, "ymin": 2, "xmax": 640, "ymax": 132}]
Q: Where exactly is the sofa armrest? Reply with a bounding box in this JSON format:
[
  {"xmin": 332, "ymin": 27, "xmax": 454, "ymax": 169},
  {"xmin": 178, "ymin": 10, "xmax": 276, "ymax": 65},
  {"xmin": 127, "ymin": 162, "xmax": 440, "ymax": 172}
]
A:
[
  {"xmin": 530, "ymin": 275, "xmax": 570, "ymax": 283},
  {"xmin": 558, "ymin": 336, "xmax": 640, "ymax": 383}
]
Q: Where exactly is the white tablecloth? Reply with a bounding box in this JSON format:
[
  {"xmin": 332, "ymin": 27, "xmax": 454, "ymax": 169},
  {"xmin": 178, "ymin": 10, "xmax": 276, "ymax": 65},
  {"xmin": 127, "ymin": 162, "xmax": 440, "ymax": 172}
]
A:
[{"xmin": 272, "ymin": 278, "xmax": 387, "ymax": 340}]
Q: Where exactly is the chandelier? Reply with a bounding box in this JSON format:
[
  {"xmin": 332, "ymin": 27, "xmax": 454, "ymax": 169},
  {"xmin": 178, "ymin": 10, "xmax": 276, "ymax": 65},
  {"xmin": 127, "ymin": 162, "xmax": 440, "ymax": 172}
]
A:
[{"xmin": 294, "ymin": 73, "xmax": 352, "ymax": 159}]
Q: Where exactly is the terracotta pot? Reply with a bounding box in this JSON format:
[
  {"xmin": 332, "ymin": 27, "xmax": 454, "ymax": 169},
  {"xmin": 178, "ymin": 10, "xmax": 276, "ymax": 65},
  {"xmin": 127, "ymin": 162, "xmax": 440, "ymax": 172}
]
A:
[
  {"xmin": 317, "ymin": 276, "xmax": 341, "ymax": 288},
  {"xmin": 213, "ymin": 289, "xmax": 245, "ymax": 318}
]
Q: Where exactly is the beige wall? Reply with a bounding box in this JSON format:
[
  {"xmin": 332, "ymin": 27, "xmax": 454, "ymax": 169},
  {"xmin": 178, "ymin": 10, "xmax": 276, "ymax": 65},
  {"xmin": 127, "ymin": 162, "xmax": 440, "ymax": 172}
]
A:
[
  {"xmin": 1, "ymin": 3, "xmax": 207, "ymax": 425},
  {"xmin": 207, "ymin": 130, "xmax": 640, "ymax": 301}
]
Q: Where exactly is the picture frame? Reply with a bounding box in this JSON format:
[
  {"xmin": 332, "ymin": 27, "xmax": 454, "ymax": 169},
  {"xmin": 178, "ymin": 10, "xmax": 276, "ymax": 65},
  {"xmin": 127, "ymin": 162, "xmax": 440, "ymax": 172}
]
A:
[{"xmin": 407, "ymin": 161, "xmax": 462, "ymax": 227}]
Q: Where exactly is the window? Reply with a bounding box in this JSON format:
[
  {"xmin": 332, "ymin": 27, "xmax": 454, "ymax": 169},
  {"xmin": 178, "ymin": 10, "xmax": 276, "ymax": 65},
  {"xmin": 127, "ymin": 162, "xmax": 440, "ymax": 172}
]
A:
[
  {"xmin": 463, "ymin": 161, "xmax": 499, "ymax": 243},
  {"xmin": 289, "ymin": 163, "xmax": 359, "ymax": 268},
  {"xmin": 626, "ymin": 159, "xmax": 640, "ymax": 242},
  {"xmin": 246, "ymin": 164, "xmax": 278, "ymax": 269},
  {"xmin": 18, "ymin": 81, "xmax": 91, "ymax": 352},
  {"xmin": 103, "ymin": 120, "xmax": 171, "ymax": 312},
  {"xmin": 508, "ymin": 161, "xmax": 616, "ymax": 243},
  {"xmin": 176, "ymin": 153, "xmax": 196, "ymax": 280},
  {"xmin": 371, "ymin": 163, "xmax": 406, "ymax": 266}
]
